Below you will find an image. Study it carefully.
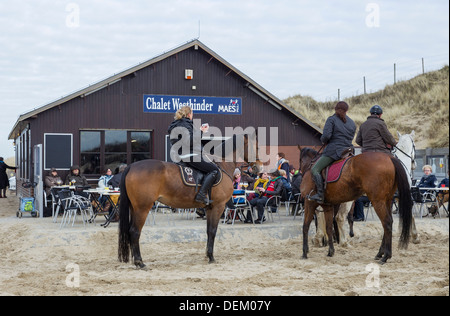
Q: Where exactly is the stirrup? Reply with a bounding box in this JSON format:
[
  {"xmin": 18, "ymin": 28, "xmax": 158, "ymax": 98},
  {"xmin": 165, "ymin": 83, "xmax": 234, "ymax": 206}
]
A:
[
  {"xmin": 307, "ymin": 193, "xmax": 324, "ymax": 204},
  {"xmin": 195, "ymin": 194, "xmax": 213, "ymax": 205}
]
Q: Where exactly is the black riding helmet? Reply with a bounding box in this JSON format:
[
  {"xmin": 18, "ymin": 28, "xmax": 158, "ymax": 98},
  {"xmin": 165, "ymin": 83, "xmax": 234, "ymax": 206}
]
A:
[{"xmin": 370, "ymin": 104, "xmax": 383, "ymax": 115}]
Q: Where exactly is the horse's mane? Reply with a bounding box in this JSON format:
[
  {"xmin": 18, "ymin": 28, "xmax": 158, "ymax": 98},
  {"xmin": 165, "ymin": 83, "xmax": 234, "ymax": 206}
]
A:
[{"xmin": 301, "ymin": 147, "xmax": 318, "ymax": 157}]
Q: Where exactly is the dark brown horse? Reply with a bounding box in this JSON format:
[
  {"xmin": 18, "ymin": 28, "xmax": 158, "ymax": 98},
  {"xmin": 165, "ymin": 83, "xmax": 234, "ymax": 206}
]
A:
[
  {"xmin": 299, "ymin": 147, "xmax": 413, "ymax": 264},
  {"xmin": 118, "ymin": 133, "xmax": 260, "ymax": 269}
]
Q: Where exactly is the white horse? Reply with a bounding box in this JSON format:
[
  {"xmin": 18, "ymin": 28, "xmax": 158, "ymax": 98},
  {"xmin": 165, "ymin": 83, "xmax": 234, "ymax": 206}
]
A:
[
  {"xmin": 393, "ymin": 131, "xmax": 420, "ymax": 243},
  {"xmin": 314, "ymin": 202, "xmax": 352, "ymax": 248}
]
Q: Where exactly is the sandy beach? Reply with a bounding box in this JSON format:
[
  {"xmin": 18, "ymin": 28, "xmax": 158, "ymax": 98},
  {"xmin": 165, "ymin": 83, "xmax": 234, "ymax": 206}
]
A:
[{"xmin": 0, "ymin": 191, "xmax": 448, "ymax": 296}]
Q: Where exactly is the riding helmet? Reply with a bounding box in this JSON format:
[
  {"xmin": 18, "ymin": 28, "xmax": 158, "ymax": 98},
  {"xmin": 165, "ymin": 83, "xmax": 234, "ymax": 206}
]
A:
[{"xmin": 370, "ymin": 104, "xmax": 383, "ymax": 115}]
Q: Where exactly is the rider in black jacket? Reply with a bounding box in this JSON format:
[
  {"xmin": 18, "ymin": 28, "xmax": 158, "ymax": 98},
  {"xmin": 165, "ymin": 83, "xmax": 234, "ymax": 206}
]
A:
[{"xmin": 168, "ymin": 106, "xmax": 219, "ymax": 205}]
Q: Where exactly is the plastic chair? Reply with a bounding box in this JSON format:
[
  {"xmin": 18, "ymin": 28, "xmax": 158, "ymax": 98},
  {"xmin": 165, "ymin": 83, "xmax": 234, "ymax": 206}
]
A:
[
  {"xmin": 291, "ymin": 193, "xmax": 305, "ymax": 220},
  {"xmin": 411, "ymin": 187, "xmax": 437, "ymax": 218},
  {"xmin": 58, "ymin": 189, "xmax": 93, "ymax": 228},
  {"xmin": 50, "ymin": 188, "xmax": 63, "ymax": 223},
  {"xmin": 364, "ymin": 201, "xmax": 375, "ymax": 221},
  {"xmin": 223, "ymin": 190, "xmax": 250, "ymax": 225},
  {"xmin": 262, "ymin": 195, "xmax": 282, "ymax": 222}
]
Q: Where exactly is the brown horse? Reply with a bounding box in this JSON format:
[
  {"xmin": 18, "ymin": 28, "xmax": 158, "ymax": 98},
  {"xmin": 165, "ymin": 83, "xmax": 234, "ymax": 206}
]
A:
[
  {"xmin": 299, "ymin": 147, "xmax": 413, "ymax": 264},
  {"xmin": 118, "ymin": 133, "xmax": 260, "ymax": 269}
]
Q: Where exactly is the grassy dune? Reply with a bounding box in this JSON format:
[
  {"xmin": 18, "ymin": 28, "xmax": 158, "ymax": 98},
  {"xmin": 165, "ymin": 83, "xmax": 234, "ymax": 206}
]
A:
[{"xmin": 285, "ymin": 66, "xmax": 449, "ymax": 149}]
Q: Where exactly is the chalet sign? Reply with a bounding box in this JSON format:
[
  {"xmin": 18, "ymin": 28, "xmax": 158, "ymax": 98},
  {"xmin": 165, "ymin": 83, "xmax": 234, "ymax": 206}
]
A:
[{"xmin": 143, "ymin": 95, "xmax": 242, "ymax": 115}]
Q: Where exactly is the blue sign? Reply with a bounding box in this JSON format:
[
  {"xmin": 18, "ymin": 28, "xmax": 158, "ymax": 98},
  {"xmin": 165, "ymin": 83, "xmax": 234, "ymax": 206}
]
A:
[{"xmin": 143, "ymin": 95, "xmax": 242, "ymax": 115}]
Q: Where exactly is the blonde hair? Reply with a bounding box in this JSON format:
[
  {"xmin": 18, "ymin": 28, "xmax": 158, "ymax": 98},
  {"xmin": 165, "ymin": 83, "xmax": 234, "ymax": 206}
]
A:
[
  {"xmin": 279, "ymin": 169, "xmax": 287, "ymax": 176},
  {"xmin": 174, "ymin": 106, "xmax": 192, "ymax": 120},
  {"xmin": 422, "ymin": 165, "xmax": 433, "ymax": 172}
]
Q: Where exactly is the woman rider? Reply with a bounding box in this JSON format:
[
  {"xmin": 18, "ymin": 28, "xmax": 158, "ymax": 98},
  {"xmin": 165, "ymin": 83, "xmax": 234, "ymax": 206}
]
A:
[
  {"xmin": 167, "ymin": 106, "xmax": 219, "ymax": 205},
  {"xmin": 309, "ymin": 101, "xmax": 356, "ymax": 204}
]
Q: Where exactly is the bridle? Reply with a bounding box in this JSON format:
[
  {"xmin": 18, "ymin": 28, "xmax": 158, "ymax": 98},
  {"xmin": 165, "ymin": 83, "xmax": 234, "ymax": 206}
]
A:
[{"xmin": 392, "ymin": 134, "xmax": 416, "ymax": 180}]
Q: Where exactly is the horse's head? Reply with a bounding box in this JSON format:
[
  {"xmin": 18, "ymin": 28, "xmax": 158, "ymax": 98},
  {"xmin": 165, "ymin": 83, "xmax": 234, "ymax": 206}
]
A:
[
  {"xmin": 298, "ymin": 145, "xmax": 318, "ymax": 174},
  {"xmin": 396, "ymin": 131, "xmax": 416, "ymax": 170}
]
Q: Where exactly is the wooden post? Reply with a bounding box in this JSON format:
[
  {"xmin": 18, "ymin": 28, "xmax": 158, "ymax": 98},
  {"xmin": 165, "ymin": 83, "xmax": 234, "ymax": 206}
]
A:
[
  {"xmin": 338, "ymin": 89, "xmax": 340, "ymax": 101},
  {"xmin": 394, "ymin": 63, "xmax": 396, "ymax": 84},
  {"xmin": 363, "ymin": 76, "xmax": 366, "ymax": 94},
  {"xmin": 422, "ymin": 58, "xmax": 425, "ymax": 74}
]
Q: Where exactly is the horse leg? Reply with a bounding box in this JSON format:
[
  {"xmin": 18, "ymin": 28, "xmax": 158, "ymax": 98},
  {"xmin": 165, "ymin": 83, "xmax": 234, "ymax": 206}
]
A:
[
  {"xmin": 373, "ymin": 201, "xmax": 393, "ymax": 264},
  {"xmin": 348, "ymin": 201, "xmax": 355, "ymax": 238},
  {"xmin": 313, "ymin": 208, "xmax": 326, "ymax": 247},
  {"xmin": 205, "ymin": 205, "xmax": 223, "ymax": 263},
  {"xmin": 410, "ymin": 216, "xmax": 420, "ymax": 244},
  {"xmin": 324, "ymin": 207, "xmax": 335, "ymax": 257},
  {"xmin": 302, "ymin": 202, "xmax": 316, "ymax": 259},
  {"xmin": 130, "ymin": 208, "xmax": 150, "ymax": 269},
  {"xmin": 400, "ymin": 215, "xmax": 420, "ymax": 244},
  {"xmin": 335, "ymin": 202, "xmax": 351, "ymax": 247}
]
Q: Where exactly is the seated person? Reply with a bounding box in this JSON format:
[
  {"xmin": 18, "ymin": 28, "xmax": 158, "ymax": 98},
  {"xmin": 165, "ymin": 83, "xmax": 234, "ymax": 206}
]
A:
[
  {"xmin": 44, "ymin": 168, "xmax": 62, "ymax": 196},
  {"xmin": 278, "ymin": 169, "xmax": 292, "ymax": 201},
  {"xmin": 65, "ymin": 165, "xmax": 88, "ymax": 186},
  {"xmin": 246, "ymin": 170, "xmax": 283, "ymax": 224},
  {"xmin": 417, "ymin": 165, "xmax": 438, "ymax": 191},
  {"xmin": 439, "ymin": 171, "xmax": 449, "ymax": 188},
  {"xmin": 291, "ymin": 169, "xmax": 302, "ymax": 196},
  {"xmin": 233, "ymin": 168, "xmax": 241, "ymax": 189},
  {"xmin": 98, "ymin": 168, "xmax": 113, "ymax": 189},
  {"xmin": 108, "ymin": 164, "xmax": 127, "ymax": 188},
  {"xmin": 240, "ymin": 165, "xmax": 257, "ymax": 188},
  {"xmin": 246, "ymin": 171, "xmax": 270, "ymax": 201},
  {"xmin": 96, "ymin": 168, "xmax": 114, "ymax": 214}
]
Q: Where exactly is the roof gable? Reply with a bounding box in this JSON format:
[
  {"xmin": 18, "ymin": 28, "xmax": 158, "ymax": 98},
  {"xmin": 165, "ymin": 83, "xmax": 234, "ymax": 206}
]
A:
[{"xmin": 9, "ymin": 39, "xmax": 322, "ymax": 139}]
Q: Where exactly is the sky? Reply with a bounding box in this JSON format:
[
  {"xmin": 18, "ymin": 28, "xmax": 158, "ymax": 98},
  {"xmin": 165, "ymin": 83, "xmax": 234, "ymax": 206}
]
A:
[{"xmin": 0, "ymin": 0, "xmax": 448, "ymax": 158}]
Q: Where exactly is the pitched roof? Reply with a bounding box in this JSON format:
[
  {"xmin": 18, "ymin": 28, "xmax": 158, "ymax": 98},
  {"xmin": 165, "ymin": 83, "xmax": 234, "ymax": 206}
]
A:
[{"xmin": 9, "ymin": 39, "xmax": 322, "ymax": 139}]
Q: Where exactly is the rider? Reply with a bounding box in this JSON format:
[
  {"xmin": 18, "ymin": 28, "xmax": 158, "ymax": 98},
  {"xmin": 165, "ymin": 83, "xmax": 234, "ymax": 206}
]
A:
[
  {"xmin": 355, "ymin": 105, "xmax": 397, "ymax": 154},
  {"xmin": 167, "ymin": 106, "xmax": 219, "ymax": 205},
  {"xmin": 309, "ymin": 101, "xmax": 356, "ymax": 204}
]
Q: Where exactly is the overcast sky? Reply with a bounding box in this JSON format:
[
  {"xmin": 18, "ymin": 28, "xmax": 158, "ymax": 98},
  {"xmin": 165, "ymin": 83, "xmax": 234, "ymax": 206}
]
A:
[{"xmin": 0, "ymin": 0, "xmax": 448, "ymax": 158}]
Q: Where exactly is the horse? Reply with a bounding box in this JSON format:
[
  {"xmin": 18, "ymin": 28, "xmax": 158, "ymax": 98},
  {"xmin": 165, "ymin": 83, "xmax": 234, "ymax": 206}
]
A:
[
  {"xmin": 392, "ymin": 131, "xmax": 420, "ymax": 243},
  {"xmin": 118, "ymin": 133, "xmax": 261, "ymax": 269},
  {"xmin": 299, "ymin": 146, "xmax": 413, "ymax": 264}
]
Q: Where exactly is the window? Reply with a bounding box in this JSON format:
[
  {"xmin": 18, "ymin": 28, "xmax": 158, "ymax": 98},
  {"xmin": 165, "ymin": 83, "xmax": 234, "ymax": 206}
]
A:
[
  {"xmin": 44, "ymin": 134, "xmax": 73, "ymax": 170},
  {"xmin": 131, "ymin": 132, "xmax": 151, "ymax": 163},
  {"xmin": 105, "ymin": 131, "xmax": 127, "ymax": 173},
  {"xmin": 80, "ymin": 130, "xmax": 152, "ymax": 175}
]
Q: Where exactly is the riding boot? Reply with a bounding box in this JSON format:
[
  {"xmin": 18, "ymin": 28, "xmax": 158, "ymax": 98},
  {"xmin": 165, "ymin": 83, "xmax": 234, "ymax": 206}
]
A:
[
  {"xmin": 309, "ymin": 173, "xmax": 325, "ymax": 203},
  {"xmin": 195, "ymin": 170, "xmax": 218, "ymax": 205}
]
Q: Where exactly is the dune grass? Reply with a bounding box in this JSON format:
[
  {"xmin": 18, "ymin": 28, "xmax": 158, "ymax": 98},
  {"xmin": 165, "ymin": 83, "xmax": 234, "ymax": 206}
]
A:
[{"xmin": 284, "ymin": 66, "xmax": 449, "ymax": 149}]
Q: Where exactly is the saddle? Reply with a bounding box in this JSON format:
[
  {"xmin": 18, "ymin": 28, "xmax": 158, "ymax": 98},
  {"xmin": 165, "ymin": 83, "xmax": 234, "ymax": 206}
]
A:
[
  {"xmin": 177, "ymin": 163, "xmax": 222, "ymax": 187},
  {"xmin": 324, "ymin": 157, "xmax": 352, "ymax": 183},
  {"xmin": 323, "ymin": 148, "xmax": 355, "ymax": 184}
]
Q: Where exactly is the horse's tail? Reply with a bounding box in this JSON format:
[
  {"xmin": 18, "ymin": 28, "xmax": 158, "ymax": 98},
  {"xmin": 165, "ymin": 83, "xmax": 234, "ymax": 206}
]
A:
[
  {"xmin": 391, "ymin": 156, "xmax": 413, "ymax": 249},
  {"xmin": 118, "ymin": 165, "xmax": 132, "ymax": 263}
]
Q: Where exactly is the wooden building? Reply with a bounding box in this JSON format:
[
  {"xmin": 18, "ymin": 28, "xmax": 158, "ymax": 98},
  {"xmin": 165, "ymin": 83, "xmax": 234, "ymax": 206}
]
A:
[{"xmin": 9, "ymin": 40, "xmax": 322, "ymax": 212}]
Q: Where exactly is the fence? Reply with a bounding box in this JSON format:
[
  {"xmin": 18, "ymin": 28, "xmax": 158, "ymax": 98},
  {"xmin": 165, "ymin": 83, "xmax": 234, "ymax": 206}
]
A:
[{"xmin": 318, "ymin": 54, "xmax": 449, "ymax": 101}]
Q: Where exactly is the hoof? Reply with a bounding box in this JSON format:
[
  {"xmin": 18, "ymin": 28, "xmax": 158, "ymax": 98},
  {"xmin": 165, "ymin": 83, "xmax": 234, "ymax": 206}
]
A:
[
  {"xmin": 135, "ymin": 261, "xmax": 147, "ymax": 270},
  {"xmin": 208, "ymin": 256, "xmax": 216, "ymax": 264}
]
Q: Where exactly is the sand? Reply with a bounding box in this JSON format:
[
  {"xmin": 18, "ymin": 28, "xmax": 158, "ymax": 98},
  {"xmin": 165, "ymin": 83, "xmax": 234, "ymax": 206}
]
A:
[{"xmin": 0, "ymin": 191, "xmax": 448, "ymax": 296}]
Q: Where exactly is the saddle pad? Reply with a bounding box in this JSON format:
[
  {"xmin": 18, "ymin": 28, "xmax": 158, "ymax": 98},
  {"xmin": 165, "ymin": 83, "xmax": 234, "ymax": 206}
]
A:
[
  {"xmin": 178, "ymin": 165, "xmax": 222, "ymax": 187},
  {"xmin": 326, "ymin": 157, "xmax": 352, "ymax": 183}
]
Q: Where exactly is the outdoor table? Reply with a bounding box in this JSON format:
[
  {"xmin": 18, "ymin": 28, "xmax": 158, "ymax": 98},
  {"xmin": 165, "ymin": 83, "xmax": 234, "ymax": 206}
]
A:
[{"xmin": 84, "ymin": 188, "xmax": 120, "ymax": 227}]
